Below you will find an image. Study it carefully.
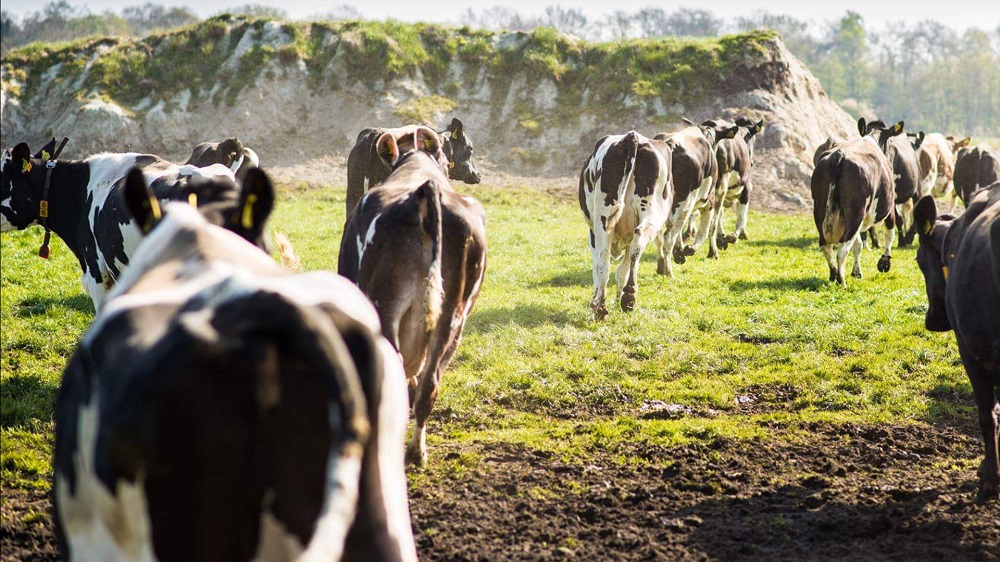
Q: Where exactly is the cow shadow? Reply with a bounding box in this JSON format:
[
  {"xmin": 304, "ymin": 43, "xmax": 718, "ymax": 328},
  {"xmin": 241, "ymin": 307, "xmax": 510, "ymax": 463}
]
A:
[
  {"xmin": 466, "ymin": 303, "xmax": 582, "ymax": 334},
  {"xmin": 749, "ymin": 236, "xmax": 815, "ymax": 249},
  {"xmin": 729, "ymin": 276, "xmax": 827, "ymax": 292},
  {"xmin": 15, "ymin": 294, "xmax": 93, "ymax": 318},
  {"xmin": 925, "ymin": 380, "xmax": 980, "ymax": 437},
  {"xmin": 678, "ymin": 481, "xmax": 988, "ymax": 561},
  {"xmin": 0, "ymin": 372, "xmax": 59, "ymax": 429},
  {"xmin": 532, "ymin": 268, "xmax": 592, "ymax": 288}
]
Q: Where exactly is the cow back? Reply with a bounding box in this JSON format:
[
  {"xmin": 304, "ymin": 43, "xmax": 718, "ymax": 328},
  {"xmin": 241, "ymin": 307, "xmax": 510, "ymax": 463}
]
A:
[{"xmin": 955, "ymin": 143, "xmax": 1000, "ymax": 205}]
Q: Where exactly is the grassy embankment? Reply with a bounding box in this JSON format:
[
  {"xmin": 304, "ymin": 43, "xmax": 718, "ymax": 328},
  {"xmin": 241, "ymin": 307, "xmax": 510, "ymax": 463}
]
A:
[{"xmin": 1, "ymin": 179, "xmax": 973, "ymax": 494}]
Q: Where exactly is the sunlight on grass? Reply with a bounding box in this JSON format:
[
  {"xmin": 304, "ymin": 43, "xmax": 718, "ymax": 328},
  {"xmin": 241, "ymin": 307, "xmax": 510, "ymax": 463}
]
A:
[{"xmin": 0, "ymin": 180, "xmax": 969, "ymax": 489}]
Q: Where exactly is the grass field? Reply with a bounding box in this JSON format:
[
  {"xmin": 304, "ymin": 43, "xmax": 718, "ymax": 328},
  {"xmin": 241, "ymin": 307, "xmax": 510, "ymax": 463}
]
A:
[{"xmin": 1, "ymin": 179, "xmax": 991, "ymax": 558}]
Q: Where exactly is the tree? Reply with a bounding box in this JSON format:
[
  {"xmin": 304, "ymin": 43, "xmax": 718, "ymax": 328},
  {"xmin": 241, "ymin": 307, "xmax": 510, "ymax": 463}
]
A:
[{"xmin": 542, "ymin": 6, "xmax": 588, "ymax": 37}]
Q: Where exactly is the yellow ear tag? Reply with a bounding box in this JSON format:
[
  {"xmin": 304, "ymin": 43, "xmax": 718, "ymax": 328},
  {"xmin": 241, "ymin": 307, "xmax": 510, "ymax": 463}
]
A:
[
  {"xmin": 188, "ymin": 193, "xmax": 198, "ymax": 207},
  {"xmin": 242, "ymin": 193, "xmax": 257, "ymax": 229},
  {"xmin": 22, "ymin": 159, "xmax": 32, "ymax": 173},
  {"xmin": 41, "ymin": 150, "xmax": 51, "ymax": 161},
  {"xmin": 423, "ymin": 139, "xmax": 433, "ymax": 151},
  {"xmin": 449, "ymin": 162, "xmax": 456, "ymax": 169},
  {"xmin": 942, "ymin": 266, "xmax": 949, "ymax": 281}
]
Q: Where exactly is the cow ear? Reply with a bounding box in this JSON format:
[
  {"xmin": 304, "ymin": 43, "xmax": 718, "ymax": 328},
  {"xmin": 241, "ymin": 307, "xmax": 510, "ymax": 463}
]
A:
[
  {"xmin": 376, "ymin": 132, "xmax": 400, "ymax": 167},
  {"xmin": 123, "ymin": 168, "xmax": 162, "ymax": 235},
  {"xmin": 719, "ymin": 125, "xmax": 739, "ymax": 141},
  {"xmin": 913, "ymin": 195, "xmax": 938, "ymax": 239},
  {"xmin": 957, "ymin": 137, "xmax": 971, "ymax": 148},
  {"xmin": 890, "ymin": 121, "xmax": 904, "ymax": 137},
  {"xmin": 682, "ymin": 117, "xmax": 695, "ymax": 127},
  {"xmin": 415, "ymin": 126, "xmax": 442, "ymax": 154},
  {"xmin": 913, "ymin": 131, "xmax": 925, "ymax": 149},
  {"xmin": 12, "ymin": 143, "xmax": 32, "ymax": 175},
  {"xmin": 754, "ymin": 120, "xmax": 764, "ymax": 134},
  {"xmin": 857, "ymin": 117, "xmax": 867, "ymax": 136},
  {"xmin": 35, "ymin": 138, "xmax": 57, "ymax": 160},
  {"xmin": 235, "ymin": 168, "xmax": 275, "ymax": 240},
  {"xmin": 448, "ymin": 117, "xmax": 465, "ymax": 139}
]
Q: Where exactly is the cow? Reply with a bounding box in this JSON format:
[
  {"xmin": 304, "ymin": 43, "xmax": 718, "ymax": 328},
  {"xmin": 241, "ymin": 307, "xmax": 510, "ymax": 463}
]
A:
[
  {"xmin": 1, "ymin": 140, "xmax": 270, "ymax": 310},
  {"xmin": 345, "ymin": 117, "xmax": 481, "ymax": 216},
  {"xmin": 810, "ymin": 118, "xmax": 904, "ymax": 285},
  {"xmin": 918, "ymin": 132, "xmax": 971, "ymax": 211},
  {"xmin": 339, "ymin": 130, "xmax": 487, "ymax": 467},
  {"xmin": 954, "ymin": 143, "xmax": 1000, "ymax": 207},
  {"xmin": 714, "ymin": 116, "xmax": 764, "ymax": 247},
  {"xmin": 185, "ymin": 137, "xmax": 260, "ymax": 182},
  {"xmin": 814, "ymin": 136, "xmax": 848, "ymax": 167},
  {"xmin": 54, "ymin": 178, "xmax": 419, "ymax": 560},
  {"xmin": 913, "ymin": 186, "xmax": 1000, "ymax": 503},
  {"xmin": 651, "ymin": 121, "xmax": 737, "ymax": 274},
  {"xmin": 885, "ymin": 134, "xmax": 923, "ymax": 246},
  {"xmin": 578, "ymin": 131, "xmax": 673, "ymax": 320}
]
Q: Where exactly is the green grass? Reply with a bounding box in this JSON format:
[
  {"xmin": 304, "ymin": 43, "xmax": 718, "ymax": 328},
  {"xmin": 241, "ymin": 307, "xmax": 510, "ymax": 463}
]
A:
[{"xmin": 0, "ymin": 181, "xmax": 970, "ymax": 491}]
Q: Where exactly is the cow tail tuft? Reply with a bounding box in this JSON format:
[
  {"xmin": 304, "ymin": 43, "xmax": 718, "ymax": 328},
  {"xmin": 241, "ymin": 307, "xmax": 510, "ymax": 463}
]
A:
[
  {"xmin": 419, "ymin": 180, "xmax": 444, "ymax": 331},
  {"xmin": 273, "ymin": 231, "xmax": 301, "ymax": 271}
]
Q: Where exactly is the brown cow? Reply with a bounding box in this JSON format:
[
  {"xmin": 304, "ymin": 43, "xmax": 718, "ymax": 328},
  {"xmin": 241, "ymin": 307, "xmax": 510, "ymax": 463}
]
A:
[
  {"xmin": 954, "ymin": 143, "xmax": 1000, "ymax": 207},
  {"xmin": 811, "ymin": 118, "xmax": 903, "ymax": 285},
  {"xmin": 345, "ymin": 119, "xmax": 480, "ymax": 216},
  {"xmin": 918, "ymin": 133, "xmax": 971, "ymax": 211},
  {"xmin": 652, "ymin": 121, "xmax": 738, "ymax": 275},
  {"xmin": 913, "ymin": 186, "xmax": 1000, "ymax": 503},
  {"xmin": 338, "ymin": 131, "xmax": 486, "ymax": 467}
]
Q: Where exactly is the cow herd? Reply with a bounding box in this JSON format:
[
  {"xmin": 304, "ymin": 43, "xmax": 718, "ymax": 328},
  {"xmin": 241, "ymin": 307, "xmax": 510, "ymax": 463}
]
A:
[{"xmin": 1, "ymin": 108, "xmax": 998, "ymax": 559}]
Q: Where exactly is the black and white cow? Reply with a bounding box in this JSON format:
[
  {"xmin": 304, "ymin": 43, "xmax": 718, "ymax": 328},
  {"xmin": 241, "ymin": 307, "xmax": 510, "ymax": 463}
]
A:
[
  {"xmin": 885, "ymin": 133, "xmax": 923, "ymax": 246},
  {"xmin": 185, "ymin": 137, "xmax": 260, "ymax": 182},
  {"xmin": 652, "ymin": 122, "xmax": 737, "ymax": 275},
  {"xmin": 913, "ymin": 187, "xmax": 1000, "ymax": 503},
  {"xmin": 54, "ymin": 180, "xmax": 418, "ymax": 560},
  {"xmin": 1, "ymin": 141, "xmax": 267, "ymax": 309},
  {"xmin": 579, "ymin": 131, "xmax": 673, "ymax": 320},
  {"xmin": 811, "ymin": 118, "xmax": 904, "ymax": 285},
  {"xmin": 714, "ymin": 116, "xmax": 764, "ymax": 247},
  {"xmin": 954, "ymin": 142, "xmax": 1000, "ymax": 207},
  {"xmin": 345, "ymin": 118, "xmax": 481, "ymax": 216},
  {"xmin": 339, "ymin": 130, "xmax": 486, "ymax": 466},
  {"xmin": 918, "ymin": 133, "xmax": 971, "ymax": 212}
]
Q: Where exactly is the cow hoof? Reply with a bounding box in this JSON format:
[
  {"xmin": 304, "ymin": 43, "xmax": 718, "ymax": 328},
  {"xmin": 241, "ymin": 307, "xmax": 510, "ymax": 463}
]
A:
[
  {"xmin": 837, "ymin": 273, "xmax": 847, "ymax": 286},
  {"xmin": 877, "ymin": 256, "xmax": 892, "ymax": 273},
  {"xmin": 726, "ymin": 234, "xmax": 740, "ymax": 244},
  {"xmin": 829, "ymin": 268, "xmax": 838, "ymax": 282},
  {"xmin": 708, "ymin": 249, "xmax": 718, "ymax": 259},
  {"xmin": 620, "ymin": 292, "xmax": 636, "ymax": 313},
  {"xmin": 593, "ymin": 305, "xmax": 609, "ymax": 321},
  {"xmin": 672, "ymin": 249, "xmax": 687, "ymax": 264},
  {"xmin": 737, "ymin": 231, "xmax": 748, "ymax": 241},
  {"xmin": 716, "ymin": 237, "xmax": 729, "ymax": 250},
  {"xmin": 657, "ymin": 259, "xmax": 667, "ymax": 275},
  {"xmin": 682, "ymin": 245, "xmax": 697, "ymax": 257},
  {"xmin": 975, "ymin": 481, "xmax": 1000, "ymax": 504},
  {"xmin": 405, "ymin": 447, "xmax": 427, "ymax": 468},
  {"xmin": 851, "ymin": 269, "xmax": 862, "ymax": 279}
]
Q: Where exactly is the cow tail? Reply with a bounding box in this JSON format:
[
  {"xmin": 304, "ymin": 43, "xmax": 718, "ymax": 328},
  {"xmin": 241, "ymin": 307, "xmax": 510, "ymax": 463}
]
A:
[
  {"xmin": 622, "ymin": 131, "xmax": 640, "ymax": 192},
  {"xmin": 827, "ymin": 149, "xmax": 844, "ymax": 210},
  {"xmin": 418, "ymin": 180, "xmax": 444, "ymax": 332},
  {"xmin": 273, "ymin": 231, "xmax": 302, "ymax": 271}
]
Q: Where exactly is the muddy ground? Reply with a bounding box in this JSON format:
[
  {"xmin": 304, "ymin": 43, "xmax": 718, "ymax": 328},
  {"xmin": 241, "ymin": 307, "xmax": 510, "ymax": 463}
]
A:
[{"xmin": 4, "ymin": 421, "xmax": 997, "ymax": 561}]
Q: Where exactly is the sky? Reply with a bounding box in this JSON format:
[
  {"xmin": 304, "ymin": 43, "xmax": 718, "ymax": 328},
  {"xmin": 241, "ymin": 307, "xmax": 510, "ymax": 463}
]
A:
[{"xmin": 4, "ymin": 0, "xmax": 999, "ymax": 33}]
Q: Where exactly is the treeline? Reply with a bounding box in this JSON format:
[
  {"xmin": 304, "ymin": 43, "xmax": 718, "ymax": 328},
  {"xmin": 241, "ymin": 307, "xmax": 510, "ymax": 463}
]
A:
[{"xmin": 2, "ymin": 3, "xmax": 998, "ymax": 135}]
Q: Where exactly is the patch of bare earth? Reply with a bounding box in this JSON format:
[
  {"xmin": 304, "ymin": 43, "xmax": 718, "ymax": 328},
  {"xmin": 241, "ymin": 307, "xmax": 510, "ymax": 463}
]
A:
[
  {"xmin": 4, "ymin": 426, "xmax": 996, "ymax": 561},
  {"xmin": 409, "ymin": 423, "xmax": 1000, "ymax": 561}
]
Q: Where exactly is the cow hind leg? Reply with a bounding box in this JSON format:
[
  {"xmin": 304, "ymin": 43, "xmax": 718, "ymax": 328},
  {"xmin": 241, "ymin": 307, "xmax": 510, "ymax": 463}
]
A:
[
  {"xmin": 733, "ymin": 185, "xmax": 751, "ymax": 241},
  {"xmin": 877, "ymin": 223, "xmax": 895, "ymax": 273},
  {"xmin": 822, "ymin": 244, "xmax": 838, "ymax": 283},
  {"xmin": 850, "ymin": 237, "xmax": 864, "ymax": 279},
  {"xmin": 406, "ymin": 317, "xmax": 464, "ymax": 467},
  {"xmin": 621, "ymin": 220, "xmax": 657, "ymax": 312},
  {"xmin": 589, "ymin": 228, "xmax": 612, "ymax": 320},
  {"xmin": 971, "ymin": 373, "xmax": 1000, "ymax": 503}
]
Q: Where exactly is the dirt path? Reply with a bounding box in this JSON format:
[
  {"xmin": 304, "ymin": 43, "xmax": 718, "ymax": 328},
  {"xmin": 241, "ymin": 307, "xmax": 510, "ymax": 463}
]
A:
[{"xmin": 6, "ymin": 422, "xmax": 996, "ymax": 561}]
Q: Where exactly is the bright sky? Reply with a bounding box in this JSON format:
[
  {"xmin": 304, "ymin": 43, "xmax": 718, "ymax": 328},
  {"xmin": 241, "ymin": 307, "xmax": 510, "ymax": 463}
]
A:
[{"xmin": 4, "ymin": 0, "xmax": 998, "ymax": 33}]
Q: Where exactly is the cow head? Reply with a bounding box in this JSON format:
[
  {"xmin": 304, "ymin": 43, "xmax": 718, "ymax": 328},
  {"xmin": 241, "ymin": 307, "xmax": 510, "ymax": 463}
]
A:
[
  {"xmin": 913, "ymin": 195, "xmax": 953, "ymax": 331},
  {"xmin": 736, "ymin": 117, "xmax": 765, "ymax": 157},
  {"xmin": 124, "ymin": 166, "xmax": 276, "ymax": 252},
  {"xmin": 907, "ymin": 131, "xmax": 926, "ymax": 151},
  {"xmin": 377, "ymin": 126, "xmax": 449, "ymax": 177},
  {"xmin": 695, "ymin": 119, "xmax": 740, "ymax": 147},
  {"xmin": 945, "ymin": 135, "xmax": 972, "ymax": 154},
  {"xmin": 1, "ymin": 142, "xmax": 47, "ymax": 232},
  {"xmin": 859, "ymin": 118, "xmax": 905, "ymax": 153},
  {"xmin": 440, "ymin": 118, "xmax": 480, "ymax": 184}
]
